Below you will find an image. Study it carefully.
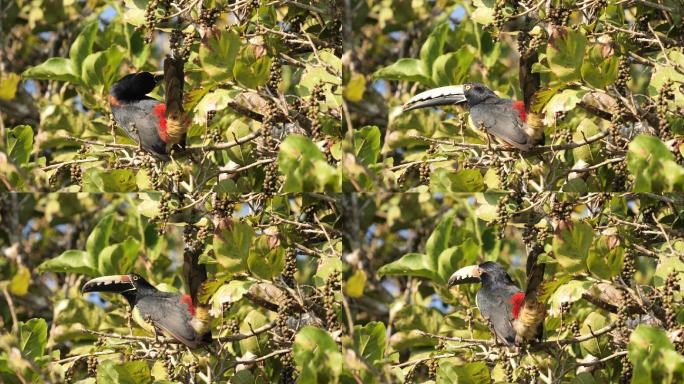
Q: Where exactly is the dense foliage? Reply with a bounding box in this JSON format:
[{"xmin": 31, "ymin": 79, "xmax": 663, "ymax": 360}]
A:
[
  {"xmin": 341, "ymin": 192, "xmax": 684, "ymax": 383},
  {"xmin": 344, "ymin": 0, "xmax": 683, "ymax": 192},
  {"xmin": 0, "ymin": 193, "xmax": 342, "ymax": 383},
  {"xmin": 2, "ymin": 0, "xmax": 342, "ymax": 193}
]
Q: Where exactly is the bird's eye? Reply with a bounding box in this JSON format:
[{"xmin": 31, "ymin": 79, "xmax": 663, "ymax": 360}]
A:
[
  {"xmin": 132, "ymin": 275, "xmax": 138, "ymax": 280},
  {"xmin": 465, "ymin": 85, "xmax": 471, "ymax": 91}
]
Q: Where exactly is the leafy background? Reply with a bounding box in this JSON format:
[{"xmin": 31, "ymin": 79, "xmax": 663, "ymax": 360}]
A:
[
  {"xmin": 2, "ymin": 0, "xmax": 342, "ymax": 193},
  {"xmin": 343, "ymin": 0, "xmax": 684, "ymax": 192}
]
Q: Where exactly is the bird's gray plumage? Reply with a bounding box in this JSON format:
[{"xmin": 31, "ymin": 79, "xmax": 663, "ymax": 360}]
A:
[
  {"xmin": 470, "ymin": 99, "xmax": 531, "ymax": 151},
  {"xmin": 135, "ymin": 292, "xmax": 198, "ymax": 347},
  {"xmin": 111, "ymin": 99, "xmax": 168, "ymax": 158}
]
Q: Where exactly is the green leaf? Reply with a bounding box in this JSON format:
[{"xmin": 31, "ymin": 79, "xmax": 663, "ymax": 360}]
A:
[
  {"xmin": 97, "ymin": 237, "xmax": 140, "ymax": 276},
  {"xmin": 19, "ymin": 318, "xmax": 47, "ymax": 360},
  {"xmin": 82, "ymin": 169, "xmax": 137, "ymax": 192},
  {"xmin": 37, "ymin": 250, "xmax": 98, "ymax": 275},
  {"xmin": 627, "ymin": 135, "xmax": 684, "ymax": 192},
  {"xmin": 353, "ymin": 126, "xmax": 381, "ymax": 166},
  {"xmin": 22, "ymin": 57, "xmax": 81, "ymax": 84},
  {"xmin": 10, "ymin": 266, "xmax": 30, "ymax": 296},
  {"xmin": 377, "ymin": 252, "xmax": 437, "ymax": 281},
  {"xmin": 96, "ymin": 360, "xmax": 153, "ymax": 384},
  {"xmin": 430, "ymin": 168, "xmax": 485, "ymax": 192},
  {"xmin": 425, "ymin": 212, "xmax": 454, "ymax": 262},
  {"xmin": 547, "ymin": 28, "xmax": 587, "ymax": 82},
  {"xmin": 233, "ymin": 46, "xmax": 271, "ymax": 88},
  {"xmin": 372, "ymin": 58, "xmax": 431, "ymax": 85},
  {"xmin": 69, "ymin": 21, "xmax": 98, "ymax": 76},
  {"xmin": 353, "ymin": 322, "xmax": 386, "ymax": 366},
  {"xmin": 293, "ymin": 327, "xmax": 344, "ymax": 384},
  {"xmin": 436, "ymin": 239, "xmax": 479, "ymax": 285},
  {"xmin": 586, "ymin": 236, "xmax": 623, "ymax": 279},
  {"xmin": 420, "ymin": 23, "xmax": 449, "ymax": 72},
  {"xmin": 278, "ymin": 135, "xmax": 340, "ymax": 192},
  {"xmin": 86, "ymin": 214, "xmax": 115, "ymax": 261},
  {"xmin": 552, "ymin": 221, "xmax": 593, "ymax": 272},
  {"xmin": 200, "ymin": 29, "xmax": 241, "ymax": 82},
  {"xmin": 344, "ymin": 269, "xmax": 367, "ymax": 298},
  {"xmin": 344, "ymin": 72, "xmax": 366, "ymax": 102},
  {"xmin": 0, "ymin": 72, "xmax": 21, "ymax": 100},
  {"xmin": 628, "ymin": 325, "xmax": 684, "ymax": 383},
  {"xmin": 247, "ymin": 237, "xmax": 284, "ymax": 279},
  {"xmin": 548, "ymin": 279, "xmax": 592, "ymax": 316},
  {"xmin": 436, "ymin": 361, "xmax": 491, "ymax": 384},
  {"xmin": 581, "ymin": 45, "xmax": 618, "ymax": 89},
  {"xmin": 213, "ymin": 221, "xmax": 254, "ymax": 273},
  {"xmin": 431, "ymin": 48, "xmax": 475, "ymax": 87},
  {"xmin": 81, "ymin": 46, "xmax": 125, "ymax": 91},
  {"xmin": 6, "ymin": 125, "xmax": 33, "ymax": 165}
]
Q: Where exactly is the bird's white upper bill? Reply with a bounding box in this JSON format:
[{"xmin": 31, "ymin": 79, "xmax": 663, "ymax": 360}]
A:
[
  {"xmin": 448, "ymin": 264, "xmax": 482, "ymax": 286},
  {"xmin": 402, "ymin": 85, "xmax": 467, "ymax": 112}
]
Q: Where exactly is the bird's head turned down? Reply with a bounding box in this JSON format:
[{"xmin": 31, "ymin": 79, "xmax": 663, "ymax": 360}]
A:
[
  {"xmin": 461, "ymin": 83, "xmax": 498, "ymax": 107},
  {"xmin": 109, "ymin": 72, "xmax": 162, "ymax": 102}
]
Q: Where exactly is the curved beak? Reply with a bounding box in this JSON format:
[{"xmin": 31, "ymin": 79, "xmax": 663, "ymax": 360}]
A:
[
  {"xmin": 82, "ymin": 275, "xmax": 135, "ymax": 294},
  {"xmin": 448, "ymin": 265, "xmax": 482, "ymax": 287},
  {"xmin": 402, "ymin": 85, "xmax": 467, "ymax": 112}
]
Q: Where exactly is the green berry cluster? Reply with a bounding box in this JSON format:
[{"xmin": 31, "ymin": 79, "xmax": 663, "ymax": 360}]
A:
[
  {"xmin": 662, "ymin": 272, "xmax": 679, "ymax": 329},
  {"xmin": 308, "ymin": 83, "xmax": 324, "ymax": 140},
  {"xmin": 213, "ymin": 197, "xmax": 235, "ymax": 219},
  {"xmin": 261, "ymin": 102, "xmax": 277, "ymax": 153},
  {"xmin": 323, "ymin": 271, "xmax": 341, "ymax": 331},
  {"xmin": 427, "ymin": 359, "xmax": 438, "ymax": 380},
  {"xmin": 615, "ymin": 57, "xmax": 631, "ymax": 94},
  {"xmin": 657, "ymin": 80, "xmax": 674, "ymax": 140},
  {"xmin": 262, "ymin": 161, "xmax": 279, "ymax": 196},
  {"xmin": 199, "ymin": 7, "xmax": 221, "ymax": 28},
  {"xmin": 282, "ymin": 248, "xmax": 297, "ymax": 287},
  {"xmin": 268, "ymin": 61, "xmax": 282, "ymax": 94},
  {"xmin": 278, "ymin": 352, "xmax": 296, "ymax": 384},
  {"xmin": 621, "ymin": 251, "xmax": 636, "ymax": 284},
  {"xmin": 157, "ymin": 192, "xmax": 172, "ymax": 235},
  {"xmin": 619, "ymin": 355, "xmax": 632, "ymax": 384}
]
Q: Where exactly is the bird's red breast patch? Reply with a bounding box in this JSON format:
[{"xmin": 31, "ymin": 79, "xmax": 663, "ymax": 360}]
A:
[
  {"xmin": 510, "ymin": 292, "xmax": 525, "ymax": 319},
  {"xmin": 180, "ymin": 294, "xmax": 196, "ymax": 316},
  {"xmin": 512, "ymin": 100, "xmax": 526, "ymax": 122},
  {"xmin": 152, "ymin": 103, "xmax": 170, "ymax": 143}
]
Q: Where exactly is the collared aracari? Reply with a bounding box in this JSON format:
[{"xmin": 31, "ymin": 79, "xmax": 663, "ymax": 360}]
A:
[
  {"xmin": 108, "ymin": 59, "xmax": 187, "ymax": 159},
  {"xmin": 448, "ymin": 261, "xmax": 546, "ymax": 345},
  {"xmin": 402, "ymin": 83, "xmax": 545, "ymax": 151},
  {"xmin": 81, "ymin": 273, "xmax": 212, "ymax": 348}
]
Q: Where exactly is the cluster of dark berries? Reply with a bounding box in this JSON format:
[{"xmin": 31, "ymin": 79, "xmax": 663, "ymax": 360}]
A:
[
  {"xmin": 308, "ymin": 83, "xmax": 324, "ymax": 140},
  {"xmin": 170, "ymin": 29, "xmax": 194, "ymax": 62},
  {"xmin": 268, "ymin": 61, "xmax": 282, "ymax": 94},
  {"xmin": 427, "ymin": 359, "xmax": 438, "ymax": 380},
  {"xmin": 141, "ymin": 0, "xmax": 160, "ymax": 43},
  {"xmin": 261, "ymin": 102, "xmax": 277, "ymax": 153},
  {"xmin": 619, "ymin": 355, "xmax": 632, "ymax": 384},
  {"xmin": 70, "ymin": 163, "xmax": 83, "ymax": 186},
  {"xmin": 278, "ymin": 352, "xmax": 296, "ymax": 384},
  {"xmin": 282, "ymin": 248, "xmax": 297, "ymax": 287},
  {"xmin": 396, "ymin": 164, "xmax": 415, "ymax": 189},
  {"xmin": 491, "ymin": 0, "xmax": 508, "ymax": 42},
  {"xmin": 199, "ymin": 7, "xmax": 221, "ymax": 28},
  {"xmin": 419, "ymin": 162, "xmax": 431, "ymax": 185},
  {"xmin": 87, "ymin": 355, "xmax": 98, "ymax": 376},
  {"xmin": 522, "ymin": 221, "xmax": 548, "ymax": 258},
  {"xmin": 570, "ymin": 320, "xmax": 581, "ymax": 337},
  {"xmin": 239, "ymin": 0, "xmax": 260, "ymax": 25},
  {"xmin": 663, "ymin": 272, "xmax": 679, "ymax": 329},
  {"xmin": 183, "ymin": 223, "xmax": 203, "ymax": 254},
  {"xmin": 548, "ymin": 4, "xmax": 571, "ymax": 25},
  {"xmin": 657, "ymin": 80, "xmax": 674, "ymax": 139},
  {"xmin": 276, "ymin": 295, "xmax": 296, "ymax": 342},
  {"xmin": 323, "ymin": 271, "xmax": 341, "ymax": 331},
  {"xmin": 213, "ymin": 197, "xmax": 235, "ymax": 219},
  {"xmin": 615, "ymin": 57, "xmax": 631, "ymax": 94},
  {"xmin": 551, "ymin": 199, "xmax": 573, "ymax": 221},
  {"xmin": 491, "ymin": 192, "xmax": 522, "ymax": 240},
  {"xmin": 157, "ymin": 192, "xmax": 172, "ymax": 234},
  {"xmin": 262, "ymin": 161, "xmax": 279, "ymax": 196},
  {"xmin": 609, "ymin": 159, "xmax": 628, "ymax": 191},
  {"xmin": 621, "ymin": 251, "xmax": 636, "ymax": 284}
]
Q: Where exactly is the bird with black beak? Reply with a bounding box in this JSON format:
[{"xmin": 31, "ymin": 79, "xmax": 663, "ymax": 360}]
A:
[
  {"xmin": 448, "ymin": 261, "xmax": 546, "ymax": 345},
  {"xmin": 81, "ymin": 273, "xmax": 212, "ymax": 349},
  {"xmin": 402, "ymin": 83, "xmax": 545, "ymax": 152}
]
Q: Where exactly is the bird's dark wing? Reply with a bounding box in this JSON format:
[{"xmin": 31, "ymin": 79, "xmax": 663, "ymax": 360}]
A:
[
  {"xmin": 470, "ymin": 100, "xmax": 531, "ymax": 151},
  {"xmin": 136, "ymin": 293, "xmax": 198, "ymax": 347},
  {"xmin": 111, "ymin": 99, "xmax": 168, "ymax": 158},
  {"xmin": 476, "ymin": 286, "xmax": 519, "ymax": 345}
]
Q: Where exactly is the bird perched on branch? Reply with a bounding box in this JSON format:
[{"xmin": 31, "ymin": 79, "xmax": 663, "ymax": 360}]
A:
[
  {"xmin": 448, "ymin": 261, "xmax": 546, "ymax": 345},
  {"xmin": 402, "ymin": 83, "xmax": 545, "ymax": 151},
  {"xmin": 81, "ymin": 273, "xmax": 212, "ymax": 348},
  {"xmin": 108, "ymin": 58, "xmax": 188, "ymax": 159}
]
